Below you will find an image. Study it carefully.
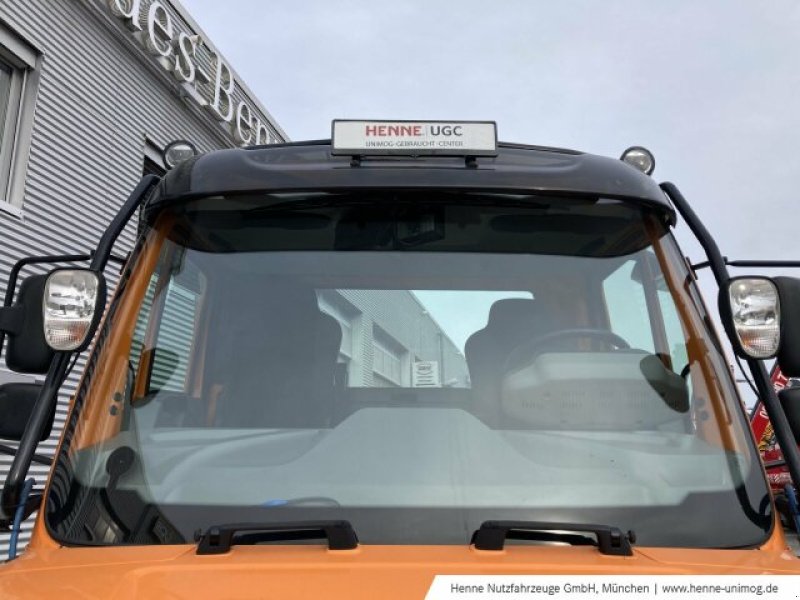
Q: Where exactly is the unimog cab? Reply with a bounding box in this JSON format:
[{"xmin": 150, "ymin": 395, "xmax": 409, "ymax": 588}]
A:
[{"xmin": 1, "ymin": 121, "xmax": 800, "ymax": 597}]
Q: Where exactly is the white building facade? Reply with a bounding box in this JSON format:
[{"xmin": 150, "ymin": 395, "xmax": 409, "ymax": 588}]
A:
[{"xmin": 0, "ymin": 0, "xmax": 286, "ymax": 551}]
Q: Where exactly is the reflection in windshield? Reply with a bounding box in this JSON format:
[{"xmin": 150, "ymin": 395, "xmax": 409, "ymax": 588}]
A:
[
  {"xmin": 413, "ymin": 290, "xmax": 532, "ymax": 354},
  {"xmin": 316, "ymin": 290, "xmax": 533, "ymax": 389}
]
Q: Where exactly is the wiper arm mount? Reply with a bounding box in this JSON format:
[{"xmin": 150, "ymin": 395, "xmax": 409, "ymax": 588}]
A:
[
  {"xmin": 196, "ymin": 520, "xmax": 358, "ymax": 554},
  {"xmin": 472, "ymin": 520, "xmax": 635, "ymax": 556}
]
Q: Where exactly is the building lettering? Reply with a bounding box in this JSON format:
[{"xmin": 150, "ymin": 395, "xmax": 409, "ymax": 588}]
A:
[{"xmin": 106, "ymin": 0, "xmax": 277, "ymax": 146}]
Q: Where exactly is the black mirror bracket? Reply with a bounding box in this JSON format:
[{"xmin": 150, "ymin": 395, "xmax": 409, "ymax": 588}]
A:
[
  {"xmin": 661, "ymin": 181, "xmax": 800, "ymax": 496},
  {"xmin": 0, "ymin": 492, "xmax": 42, "ymax": 532}
]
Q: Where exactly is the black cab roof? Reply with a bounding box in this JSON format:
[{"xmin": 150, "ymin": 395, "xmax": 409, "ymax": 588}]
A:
[{"xmin": 152, "ymin": 140, "xmax": 673, "ymax": 219}]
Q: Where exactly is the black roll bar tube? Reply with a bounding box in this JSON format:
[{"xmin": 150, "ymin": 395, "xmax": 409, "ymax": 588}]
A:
[
  {"xmin": 0, "ymin": 175, "xmax": 160, "ymax": 522},
  {"xmin": 727, "ymin": 260, "xmax": 800, "ymax": 269},
  {"xmin": 661, "ymin": 181, "xmax": 800, "ymax": 494},
  {"xmin": 693, "ymin": 259, "xmax": 800, "ymax": 271}
]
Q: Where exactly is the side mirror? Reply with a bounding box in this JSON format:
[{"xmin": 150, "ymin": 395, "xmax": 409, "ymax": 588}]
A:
[
  {"xmin": 719, "ymin": 276, "xmax": 800, "ymax": 377},
  {"xmin": 42, "ymin": 269, "xmax": 106, "ymax": 352},
  {"xmin": 774, "ymin": 276, "xmax": 800, "ymax": 378},
  {"xmin": 0, "ymin": 268, "xmax": 106, "ymax": 375},
  {"xmin": 0, "ymin": 383, "xmax": 51, "ymax": 441}
]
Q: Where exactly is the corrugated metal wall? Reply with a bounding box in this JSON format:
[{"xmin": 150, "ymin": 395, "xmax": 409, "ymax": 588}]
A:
[
  {"xmin": 0, "ymin": 0, "xmax": 285, "ymax": 554},
  {"xmin": 336, "ymin": 289, "xmax": 468, "ymax": 388}
]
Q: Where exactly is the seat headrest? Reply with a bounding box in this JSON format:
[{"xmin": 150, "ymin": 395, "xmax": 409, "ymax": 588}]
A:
[{"xmin": 487, "ymin": 298, "xmax": 537, "ymax": 330}]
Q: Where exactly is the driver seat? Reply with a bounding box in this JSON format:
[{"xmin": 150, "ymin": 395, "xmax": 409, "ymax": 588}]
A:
[
  {"xmin": 465, "ymin": 298, "xmax": 556, "ymax": 425},
  {"xmin": 209, "ymin": 282, "xmax": 342, "ymax": 428}
]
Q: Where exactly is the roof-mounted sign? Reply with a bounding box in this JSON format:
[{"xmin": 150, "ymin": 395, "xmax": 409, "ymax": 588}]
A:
[{"xmin": 332, "ymin": 120, "xmax": 498, "ymax": 156}]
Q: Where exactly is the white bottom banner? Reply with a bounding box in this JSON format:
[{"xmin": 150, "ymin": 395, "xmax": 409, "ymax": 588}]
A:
[{"xmin": 425, "ymin": 575, "xmax": 796, "ymax": 600}]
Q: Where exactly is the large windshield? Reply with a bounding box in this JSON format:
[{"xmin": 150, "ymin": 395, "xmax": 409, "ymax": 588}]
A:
[{"xmin": 46, "ymin": 192, "xmax": 771, "ymax": 548}]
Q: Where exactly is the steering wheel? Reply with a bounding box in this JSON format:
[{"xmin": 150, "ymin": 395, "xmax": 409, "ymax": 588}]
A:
[{"xmin": 503, "ymin": 328, "xmax": 631, "ymax": 374}]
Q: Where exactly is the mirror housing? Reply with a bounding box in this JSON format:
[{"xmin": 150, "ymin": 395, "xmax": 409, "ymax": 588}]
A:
[
  {"xmin": 779, "ymin": 385, "xmax": 800, "ymax": 444},
  {"xmin": 774, "ymin": 276, "xmax": 800, "ymax": 377},
  {"xmin": 2, "ymin": 274, "xmax": 54, "ymax": 374},
  {"xmin": 0, "ymin": 383, "xmax": 50, "ymax": 442}
]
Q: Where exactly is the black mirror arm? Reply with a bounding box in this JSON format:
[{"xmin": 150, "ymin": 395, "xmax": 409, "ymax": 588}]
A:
[
  {"xmin": 0, "ymin": 175, "xmax": 160, "ymax": 521},
  {"xmin": 661, "ymin": 181, "xmax": 800, "ymax": 496},
  {"xmin": 0, "ymin": 443, "xmax": 52, "ymax": 466}
]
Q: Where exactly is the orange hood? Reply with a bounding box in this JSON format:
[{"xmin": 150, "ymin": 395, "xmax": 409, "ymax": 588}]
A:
[{"xmin": 1, "ymin": 541, "xmax": 800, "ymax": 599}]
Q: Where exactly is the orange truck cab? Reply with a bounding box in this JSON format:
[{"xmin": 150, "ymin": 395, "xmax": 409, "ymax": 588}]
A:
[{"xmin": 1, "ymin": 121, "xmax": 800, "ymax": 598}]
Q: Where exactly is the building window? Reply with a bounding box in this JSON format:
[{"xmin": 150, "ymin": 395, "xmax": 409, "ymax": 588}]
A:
[
  {"xmin": 0, "ymin": 24, "xmax": 40, "ymax": 214},
  {"xmin": 143, "ymin": 139, "xmax": 167, "ymax": 177},
  {"xmin": 143, "ymin": 156, "xmax": 165, "ymax": 178},
  {"xmin": 0, "ymin": 62, "xmax": 14, "ymax": 134},
  {"xmin": 317, "ymin": 291, "xmax": 359, "ymax": 360},
  {"xmin": 372, "ymin": 326, "xmax": 406, "ymax": 387}
]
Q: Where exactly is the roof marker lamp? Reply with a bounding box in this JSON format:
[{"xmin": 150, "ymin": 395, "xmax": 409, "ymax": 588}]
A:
[
  {"xmin": 43, "ymin": 269, "xmax": 106, "ymax": 352},
  {"xmin": 163, "ymin": 140, "xmax": 197, "ymax": 170},
  {"xmin": 620, "ymin": 146, "xmax": 655, "ymax": 176},
  {"xmin": 723, "ymin": 277, "xmax": 781, "ymax": 359}
]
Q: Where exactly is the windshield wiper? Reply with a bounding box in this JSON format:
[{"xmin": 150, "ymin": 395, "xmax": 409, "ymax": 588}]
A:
[
  {"xmin": 195, "ymin": 520, "xmax": 358, "ymax": 554},
  {"xmin": 471, "ymin": 520, "xmax": 635, "ymax": 556}
]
